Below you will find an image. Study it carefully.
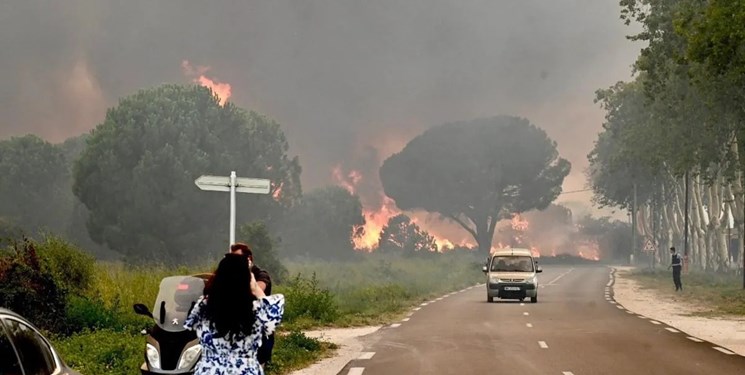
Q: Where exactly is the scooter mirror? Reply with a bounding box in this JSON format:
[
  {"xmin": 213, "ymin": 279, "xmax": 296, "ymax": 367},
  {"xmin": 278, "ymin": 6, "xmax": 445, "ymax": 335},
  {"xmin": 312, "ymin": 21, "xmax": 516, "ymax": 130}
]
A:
[{"xmin": 133, "ymin": 303, "xmax": 154, "ymax": 318}]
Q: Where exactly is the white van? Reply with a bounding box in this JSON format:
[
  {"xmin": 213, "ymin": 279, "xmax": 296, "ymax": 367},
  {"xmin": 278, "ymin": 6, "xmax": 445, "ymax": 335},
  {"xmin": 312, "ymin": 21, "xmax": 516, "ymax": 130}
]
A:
[{"xmin": 482, "ymin": 248, "xmax": 542, "ymax": 303}]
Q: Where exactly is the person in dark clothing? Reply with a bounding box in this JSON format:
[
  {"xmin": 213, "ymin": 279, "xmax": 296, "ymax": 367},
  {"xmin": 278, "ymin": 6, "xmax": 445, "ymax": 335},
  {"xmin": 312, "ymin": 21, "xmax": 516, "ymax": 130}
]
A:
[
  {"xmin": 668, "ymin": 246, "xmax": 683, "ymax": 291},
  {"xmin": 230, "ymin": 242, "xmax": 274, "ymax": 368}
]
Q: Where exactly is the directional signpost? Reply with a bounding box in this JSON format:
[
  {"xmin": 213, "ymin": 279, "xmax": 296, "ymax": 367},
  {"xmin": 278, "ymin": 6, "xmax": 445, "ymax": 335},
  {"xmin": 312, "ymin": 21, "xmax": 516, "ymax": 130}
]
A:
[{"xmin": 195, "ymin": 171, "xmax": 271, "ymax": 245}]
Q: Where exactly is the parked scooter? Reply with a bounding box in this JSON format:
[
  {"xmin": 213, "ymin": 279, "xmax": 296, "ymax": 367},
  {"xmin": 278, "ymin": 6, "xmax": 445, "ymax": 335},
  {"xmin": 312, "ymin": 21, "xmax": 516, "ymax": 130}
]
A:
[{"xmin": 133, "ymin": 274, "xmax": 210, "ymax": 374}]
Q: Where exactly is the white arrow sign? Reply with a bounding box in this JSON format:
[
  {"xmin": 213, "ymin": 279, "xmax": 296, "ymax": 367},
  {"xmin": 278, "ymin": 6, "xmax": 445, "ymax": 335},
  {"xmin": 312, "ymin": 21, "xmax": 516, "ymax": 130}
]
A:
[
  {"xmin": 195, "ymin": 175, "xmax": 271, "ymax": 194},
  {"xmin": 195, "ymin": 171, "xmax": 271, "ymax": 245}
]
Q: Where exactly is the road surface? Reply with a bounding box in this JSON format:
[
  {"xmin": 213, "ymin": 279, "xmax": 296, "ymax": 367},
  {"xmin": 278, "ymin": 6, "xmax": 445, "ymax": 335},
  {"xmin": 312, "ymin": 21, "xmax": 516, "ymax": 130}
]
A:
[{"xmin": 338, "ymin": 265, "xmax": 745, "ymax": 374}]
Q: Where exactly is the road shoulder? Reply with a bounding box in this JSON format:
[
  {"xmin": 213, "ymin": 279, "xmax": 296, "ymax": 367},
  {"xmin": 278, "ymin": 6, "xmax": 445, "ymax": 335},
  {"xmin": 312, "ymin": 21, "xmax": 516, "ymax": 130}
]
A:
[
  {"xmin": 287, "ymin": 326, "xmax": 381, "ymax": 375},
  {"xmin": 612, "ymin": 266, "xmax": 745, "ymax": 356}
]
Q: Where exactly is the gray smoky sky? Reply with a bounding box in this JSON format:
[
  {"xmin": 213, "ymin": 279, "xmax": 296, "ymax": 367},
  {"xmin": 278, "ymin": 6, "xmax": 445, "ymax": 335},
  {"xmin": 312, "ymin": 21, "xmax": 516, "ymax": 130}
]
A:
[{"xmin": 0, "ymin": 1, "xmax": 640, "ymax": 215}]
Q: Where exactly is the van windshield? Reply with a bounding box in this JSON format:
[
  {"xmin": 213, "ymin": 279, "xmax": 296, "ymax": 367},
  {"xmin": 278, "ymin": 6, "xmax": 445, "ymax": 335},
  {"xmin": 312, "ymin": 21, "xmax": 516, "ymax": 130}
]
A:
[{"xmin": 490, "ymin": 256, "xmax": 534, "ymax": 272}]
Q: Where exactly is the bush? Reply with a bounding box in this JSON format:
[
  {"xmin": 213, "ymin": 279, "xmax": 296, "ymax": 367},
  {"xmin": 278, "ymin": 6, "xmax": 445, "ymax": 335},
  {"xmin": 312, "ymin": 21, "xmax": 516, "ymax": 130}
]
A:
[
  {"xmin": 0, "ymin": 239, "xmax": 68, "ymax": 332},
  {"xmin": 35, "ymin": 234, "xmax": 95, "ymax": 296},
  {"xmin": 0, "ymin": 235, "xmax": 98, "ymax": 333},
  {"xmin": 278, "ymin": 274, "xmax": 339, "ymax": 326}
]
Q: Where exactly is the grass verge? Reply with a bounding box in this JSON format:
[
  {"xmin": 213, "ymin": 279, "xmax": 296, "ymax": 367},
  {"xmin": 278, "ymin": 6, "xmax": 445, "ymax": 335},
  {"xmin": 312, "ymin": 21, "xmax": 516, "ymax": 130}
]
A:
[{"xmin": 628, "ymin": 268, "xmax": 745, "ymax": 316}]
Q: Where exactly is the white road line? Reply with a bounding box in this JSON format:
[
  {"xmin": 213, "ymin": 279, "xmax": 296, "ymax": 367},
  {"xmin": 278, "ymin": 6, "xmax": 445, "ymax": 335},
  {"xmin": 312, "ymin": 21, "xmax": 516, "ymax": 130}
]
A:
[
  {"xmin": 547, "ymin": 268, "xmax": 574, "ymax": 285},
  {"xmin": 526, "ymin": 323, "xmax": 533, "ymax": 328},
  {"xmin": 713, "ymin": 347, "xmax": 736, "ymax": 355},
  {"xmin": 390, "ymin": 323, "xmax": 401, "ymax": 328},
  {"xmin": 402, "ymin": 318, "xmax": 410, "ymax": 322},
  {"xmin": 609, "ymin": 301, "xmax": 616, "ymax": 304},
  {"xmin": 520, "ymin": 303, "xmax": 525, "ymax": 306},
  {"xmin": 523, "ymin": 312, "xmax": 530, "ymax": 316},
  {"xmin": 436, "ymin": 298, "xmax": 443, "ymax": 301},
  {"xmin": 538, "ymin": 341, "xmax": 548, "ymax": 349},
  {"xmin": 413, "ymin": 307, "xmax": 421, "ymax": 311},
  {"xmin": 687, "ymin": 337, "xmax": 703, "ymax": 342},
  {"xmin": 358, "ymin": 352, "xmax": 375, "ymax": 360},
  {"xmin": 348, "ymin": 368, "xmax": 365, "ymax": 375},
  {"xmin": 665, "ymin": 328, "xmax": 680, "ymax": 333},
  {"xmin": 420, "ymin": 302, "xmax": 428, "ymax": 306},
  {"xmin": 638, "ymin": 316, "xmax": 648, "ymax": 319},
  {"xmin": 650, "ymin": 320, "xmax": 661, "ymax": 325},
  {"xmin": 626, "ymin": 310, "xmax": 635, "ymax": 314},
  {"xmin": 563, "ymin": 372, "xmax": 575, "ymax": 375},
  {"xmin": 616, "ymin": 305, "xmax": 624, "ymax": 309}
]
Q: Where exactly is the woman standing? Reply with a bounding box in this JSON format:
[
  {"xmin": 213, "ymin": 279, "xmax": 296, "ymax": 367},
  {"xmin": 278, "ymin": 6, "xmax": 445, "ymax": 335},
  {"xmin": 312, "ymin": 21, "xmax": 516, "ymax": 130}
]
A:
[{"xmin": 185, "ymin": 253, "xmax": 284, "ymax": 374}]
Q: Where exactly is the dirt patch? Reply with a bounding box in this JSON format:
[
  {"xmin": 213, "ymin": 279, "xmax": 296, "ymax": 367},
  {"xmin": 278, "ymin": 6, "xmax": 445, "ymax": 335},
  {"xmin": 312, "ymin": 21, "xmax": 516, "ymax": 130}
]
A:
[
  {"xmin": 613, "ymin": 267, "xmax": 745, "ymax": 356},
  {"xmin": 288, "ymin": 326, "xmax": 381, "ymax": 375}
]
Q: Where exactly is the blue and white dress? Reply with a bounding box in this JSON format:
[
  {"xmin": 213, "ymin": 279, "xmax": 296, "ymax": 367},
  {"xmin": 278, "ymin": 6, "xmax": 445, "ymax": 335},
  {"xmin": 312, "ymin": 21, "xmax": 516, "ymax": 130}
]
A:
[{"xmin": 184, "ymin": 294, "xmax": 285, "ymax": 375}]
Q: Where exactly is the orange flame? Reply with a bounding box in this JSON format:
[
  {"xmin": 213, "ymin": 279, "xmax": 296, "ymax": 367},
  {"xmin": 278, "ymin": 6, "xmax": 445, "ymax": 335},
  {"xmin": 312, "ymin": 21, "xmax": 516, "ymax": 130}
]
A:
[
  {"xmin": 332, "ymin": 165, "xmax": 401, "ymax": 249},
  {"xmin": 181, "ymin": 60, "xmax": 232, "ymax": 106},
  {"xmin": 272, "ymin": 182, "xmax": 284, "ymax": 202}
]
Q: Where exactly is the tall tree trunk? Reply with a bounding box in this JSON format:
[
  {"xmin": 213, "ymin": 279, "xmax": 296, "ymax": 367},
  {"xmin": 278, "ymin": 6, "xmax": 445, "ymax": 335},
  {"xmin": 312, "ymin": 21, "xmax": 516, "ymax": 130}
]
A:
[{"xmin": 693, "ymin": 175, "xmax": 708, "ymax": 270}]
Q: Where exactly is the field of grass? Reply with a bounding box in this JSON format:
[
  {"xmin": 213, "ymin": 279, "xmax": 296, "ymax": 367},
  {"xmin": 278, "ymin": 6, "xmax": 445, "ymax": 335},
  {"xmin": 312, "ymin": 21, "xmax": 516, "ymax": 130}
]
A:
[
  {"xmin": 628, "ymin": 268, "xmax": 745, "ymax": 316},
  {"xmin": 47, "ymin": 251, "xmax": 484, "ymax": 374}
]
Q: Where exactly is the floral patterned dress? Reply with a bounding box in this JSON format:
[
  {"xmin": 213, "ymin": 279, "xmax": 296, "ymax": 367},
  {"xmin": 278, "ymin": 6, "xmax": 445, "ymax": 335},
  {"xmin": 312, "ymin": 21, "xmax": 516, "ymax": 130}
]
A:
[{"xmin": 184, "ymin": 294, "xmax": 285, "ymax": 375}]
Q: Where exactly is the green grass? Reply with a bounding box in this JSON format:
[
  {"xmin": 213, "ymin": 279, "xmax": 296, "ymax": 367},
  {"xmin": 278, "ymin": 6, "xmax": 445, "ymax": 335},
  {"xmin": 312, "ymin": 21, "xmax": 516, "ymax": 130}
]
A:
[
  {"xmin": 52, "ymin": 329, "xmax": 143, "ymax": 375},
  {"xmin": 282, "ymin": 253, "xmax": 484, "ymax": 328},
  {"xmin": 629, "ymin": 268, "xmax": 745, "ymax": 316}
]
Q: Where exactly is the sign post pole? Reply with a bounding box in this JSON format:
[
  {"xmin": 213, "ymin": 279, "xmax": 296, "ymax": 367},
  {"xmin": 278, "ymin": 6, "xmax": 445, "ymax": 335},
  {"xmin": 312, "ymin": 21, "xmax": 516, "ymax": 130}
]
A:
[{"xmin": 195, "ymin": 171, "xmax": 271, "ymax": 247}]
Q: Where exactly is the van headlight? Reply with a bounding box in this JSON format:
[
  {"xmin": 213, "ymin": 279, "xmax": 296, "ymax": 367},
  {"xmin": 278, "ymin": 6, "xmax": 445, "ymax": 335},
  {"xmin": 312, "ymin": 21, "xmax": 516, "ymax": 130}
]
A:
[
  {"xmin": 489, "ymin": 277, "xmax": 501, "ymax": 284},
  {"xmin": 146, "ymin": 343, "xmax": 161, "ymax": 369},
  {"xmin": 525, "ymin": 276, "xmax": 537, "ymax": 285},
  {"xmin": 178, "ymin": 344, "xmax": 202, "ymax": 370}
]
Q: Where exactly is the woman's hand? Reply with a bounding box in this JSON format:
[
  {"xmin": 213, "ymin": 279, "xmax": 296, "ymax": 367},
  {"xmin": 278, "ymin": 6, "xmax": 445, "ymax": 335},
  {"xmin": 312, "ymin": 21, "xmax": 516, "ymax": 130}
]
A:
[{"xmin": 250, "ymin": 270, "xmax": 266, "ymax": 299}]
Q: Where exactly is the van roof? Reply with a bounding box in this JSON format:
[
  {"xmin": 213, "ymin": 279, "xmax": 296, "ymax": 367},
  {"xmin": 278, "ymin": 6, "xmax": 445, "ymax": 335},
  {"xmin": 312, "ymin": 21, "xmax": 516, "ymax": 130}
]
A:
[{"xmin": 491, "ymin": 248, "xmax": 533, "ymax": 257}]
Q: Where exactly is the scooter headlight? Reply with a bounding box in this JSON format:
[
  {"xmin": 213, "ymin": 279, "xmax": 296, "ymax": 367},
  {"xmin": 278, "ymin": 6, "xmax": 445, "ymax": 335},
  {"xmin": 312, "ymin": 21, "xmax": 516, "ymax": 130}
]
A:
[
  {"xmin": 178, "ymin": 344, "xmax": 202, "ymax": 370},
  {"xmin": 146, "ymin": 343, "xmax": 161, "ymax": 369}
]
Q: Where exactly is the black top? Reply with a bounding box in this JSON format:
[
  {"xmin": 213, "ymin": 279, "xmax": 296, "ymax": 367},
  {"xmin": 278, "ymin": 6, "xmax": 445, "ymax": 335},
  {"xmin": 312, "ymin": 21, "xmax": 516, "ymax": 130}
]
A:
[
  {"xmin": 671, "ymin": 253, "xmax": 682, "ymax": 268},
  {"xmin": 251, "ymin": 265, "xmax": 272, "ymax": 295}
]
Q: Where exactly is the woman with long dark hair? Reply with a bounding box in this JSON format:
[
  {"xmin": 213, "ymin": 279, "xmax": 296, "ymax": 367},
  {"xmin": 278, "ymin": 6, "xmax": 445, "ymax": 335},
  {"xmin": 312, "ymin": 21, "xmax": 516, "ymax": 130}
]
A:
[{"xmin": 185, "ymin": 253, "xmax": 284, "ymax": 374}]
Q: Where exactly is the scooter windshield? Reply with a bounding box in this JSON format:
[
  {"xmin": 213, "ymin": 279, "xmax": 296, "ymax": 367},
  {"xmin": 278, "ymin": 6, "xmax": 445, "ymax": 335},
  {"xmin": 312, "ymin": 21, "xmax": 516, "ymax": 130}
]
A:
[{"xmin": 152, "ymin": 275, "xmax": 206, "ymax": 332}]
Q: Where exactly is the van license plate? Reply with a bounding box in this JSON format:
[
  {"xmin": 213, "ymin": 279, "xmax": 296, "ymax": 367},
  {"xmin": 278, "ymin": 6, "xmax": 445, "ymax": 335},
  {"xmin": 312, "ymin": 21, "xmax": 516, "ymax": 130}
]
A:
[{"xmin": 504, "ymin": 286, "xmax": 520, "ymax": 291}]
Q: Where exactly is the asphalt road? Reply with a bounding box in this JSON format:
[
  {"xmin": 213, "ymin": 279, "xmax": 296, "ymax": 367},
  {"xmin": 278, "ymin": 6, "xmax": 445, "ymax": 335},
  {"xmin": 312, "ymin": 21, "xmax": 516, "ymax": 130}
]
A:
[{"xmin": 338, "ymin": 265, "xmax": 745, "ymax": 375}]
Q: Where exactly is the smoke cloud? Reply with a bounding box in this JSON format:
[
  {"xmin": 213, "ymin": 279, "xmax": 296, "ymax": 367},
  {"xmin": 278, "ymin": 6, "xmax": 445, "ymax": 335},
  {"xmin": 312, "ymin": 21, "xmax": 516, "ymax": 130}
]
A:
[{"xmin": 0, "ymin": 1, "xmax": 640, "ymax": 212}]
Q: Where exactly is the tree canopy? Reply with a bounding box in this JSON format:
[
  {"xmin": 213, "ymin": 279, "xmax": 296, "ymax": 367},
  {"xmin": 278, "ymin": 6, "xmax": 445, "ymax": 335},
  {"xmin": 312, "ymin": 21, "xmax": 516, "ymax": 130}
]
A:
[
  {"xmin": 0, "ymin": 135, "xmax": 73, "ymax": 235},
  {"xmin": 73, "ymin": 84, "xmax": 301, "ymax": 263},
  {"xmin": 380, "ymin": 116, "xmax": 570, "ymax": 252},
  {"xmin": 377, "ymin": 214, "xmax": 437, "ymax": 255}
]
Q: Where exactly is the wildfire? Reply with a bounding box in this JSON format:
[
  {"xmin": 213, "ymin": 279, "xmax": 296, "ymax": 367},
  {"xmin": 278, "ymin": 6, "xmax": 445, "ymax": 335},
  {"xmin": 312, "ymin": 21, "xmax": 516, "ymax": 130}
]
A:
[
  {"xmin": 272, "ymin": 182, "xmax": 284, "ymax": 202},
  {"xmin": 181, "ymin": 60, "xmax": 232, "ymax": 106},
  {"xmin": 511, "ymin": 214, "xmax": 529, "ymax": 231}
]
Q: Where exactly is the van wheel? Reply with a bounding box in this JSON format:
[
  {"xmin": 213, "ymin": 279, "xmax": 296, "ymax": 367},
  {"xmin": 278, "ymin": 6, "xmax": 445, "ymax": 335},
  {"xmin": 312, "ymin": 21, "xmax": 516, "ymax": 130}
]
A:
[
  {"xmin": 530, "ymin": 296, "xmax": 537, "ymax": 303},
  {"xmin": 487, "ymin": 296, "xmax": 494, "ymax": 303}
]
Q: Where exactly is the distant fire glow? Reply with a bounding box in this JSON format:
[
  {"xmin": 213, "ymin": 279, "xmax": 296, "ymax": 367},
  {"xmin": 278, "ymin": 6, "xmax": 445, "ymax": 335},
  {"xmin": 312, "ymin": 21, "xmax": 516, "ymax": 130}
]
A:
[
  {"xmin": 181, "ymin": 60, "xmax": 232, "ymax": 106},
  {"xmin": 332, "ymin": 165, "xmax": 459, "ymax": 251}
]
